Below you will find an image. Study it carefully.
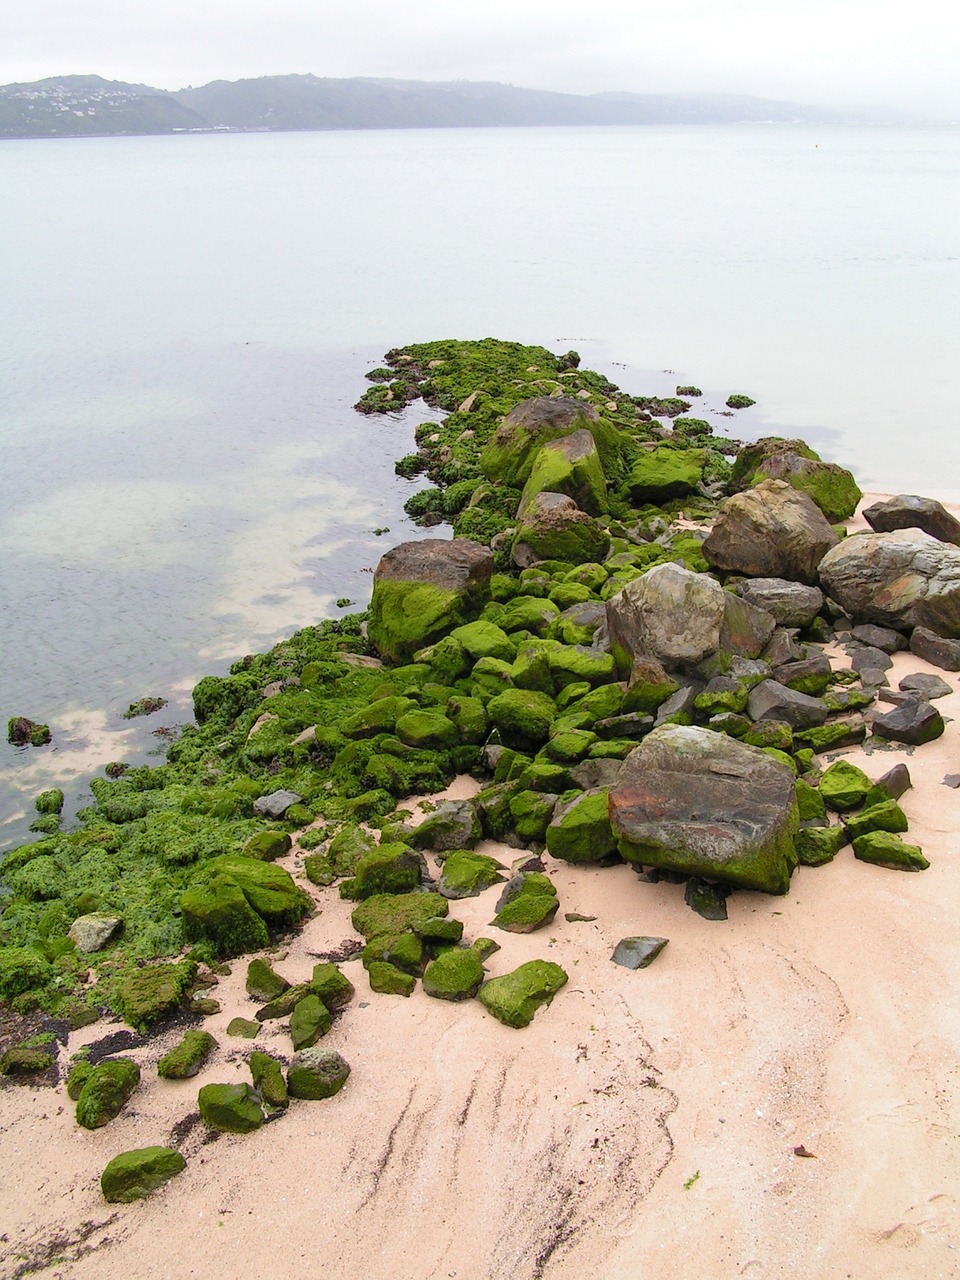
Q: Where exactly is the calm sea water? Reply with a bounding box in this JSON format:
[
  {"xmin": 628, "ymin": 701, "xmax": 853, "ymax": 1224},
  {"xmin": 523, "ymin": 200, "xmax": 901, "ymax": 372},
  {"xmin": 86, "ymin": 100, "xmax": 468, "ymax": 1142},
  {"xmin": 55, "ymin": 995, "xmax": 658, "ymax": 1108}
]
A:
[{"xmin": 1, "ymin": 123, "xmax": 958, "ymax": 849}]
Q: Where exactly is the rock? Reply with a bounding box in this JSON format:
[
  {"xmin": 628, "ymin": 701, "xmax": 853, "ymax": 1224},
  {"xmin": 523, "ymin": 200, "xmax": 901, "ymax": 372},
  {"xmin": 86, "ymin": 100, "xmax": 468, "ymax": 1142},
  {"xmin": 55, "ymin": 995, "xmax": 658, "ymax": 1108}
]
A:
[
  {"xmin": 861, "ymin": 494, "xmax": 960, "ymax": 547},
  {"xmin": 157, "ymin": 1030, "xmax": 217, "ymax": 1080},
  {"xmin": 6, "ymin": 716, "xmax": 51, "ymax": 747},
  {"xmin": 480, "ymin": 396, "xmax": 613, "ymax": 487},
  {"xmin": 746, "ymin": 449, "xmax": 862, "ymax": 522},
  {"xmin": 289, "ymin": 995, "xmax": 332, "ymax": 1051},
  {"xmin": 512, "ymin": 493, "xmax": 611, "ymax": 567},
  {"xmin": 655, "ymin": 686, "xmax": 698, "ymax": 725},
  {"xmin": 610, "ymin": 937, "xmax": 668, "ymax": 969},
  {"xmin": 350, "ymin": 891, "xmax": 449, "ymax": 944},
  {"xmin": 909, "ymin": 627, "xmax": 960, "ymax": 671},
  {"xmin": 819, "ymin": 759, "xmax": 872, "ymax": 811},
  {"xmin": 899, "ymin": 672, "xmax": 952, "ymax": 699},
  {"xmin": 339, "ymin": 843, "xmax": 422, "ymax": 901},
  {"xmin": 734, "ymin": 578, "xmax": 824, "ymax": 626},
  {"xmin": 367, "ymin": 961, "xmax": 416, "ymax": 996},
  {"xmin": 625, "ymin": 445, "xmax": 706, "ymax": 504},
  {"xmin": 793, "ymin": 718, "xmax": 867, "ymax": 752},
  {"xmin": 182, "ymin": 857, "xmax": 309, "ymax": 958},
  {"xmin": 518, "ymin": 429, "xmax": 608, "ymax": 516},
  {"xmin": 492, "ymin": 871, "xmax": 560, "ymax": 932},
  {"xmin": 871, "ymin": 700, "xmax": 945, "ymax": 745},
  {"xmin": 719, "ymin": 594, "xmax": 777, "ymax": 659},
  {"xmin": 0, "ymin": 1046, "xmax": 55, "ymax": 1075},
  {"xmin": 286, "ymin": 1048, "xmax": 351, "ymax": 1100},
  {"xmin": 245, "ymin": 958, "xmax": 290, "ymax": 1003},
  {"xmin": 703, "ymin": 480, "xmax": 839, "ymax": 584},
  {"xmin": 609, "ymin": 725, "xmax": 799, "ymax": 894},
  {"xmin": 243, "ymin": 831, "xmax": 292, "ymax": 862},
  {"xmin": 413, "ymin": 917, "xmax": 464, "ymax": 945},
  {"xmin": 606, "ymin": 563, "xmax": 726, "ymax": 675},
  {"xmin": 819, "ymin": 530, "xmax": 960, "ymax": 636},
  {"xmin": 684, "ymin": 879, "xmax": 729, "ymax": 920},
  {"xmin": 747, "ymin": 680, "xmax": 828, "ymax": 729},
  {"xmin": 422, "ymin": 948, "xmax": 486, "ymax": 1001},
  {"xmin": 796, "ymin": 825, "xmax": 848, "ymax": 866},
  {"xmin": 478, "ymin": 960, "xmax": 568, "ymax": 1028},
  {"xmin": 116, "ymin": 962, "xmax": 192, "ymax": 1032},
  {"xmin": 67, "ymin": 913, "xmax": 121, "ymax": 953},
  {"xmin": 75, "ymin": 1059, "xmax": 140, "ymax": 1129},
  {"xmin": 341, "ymin": 695, "xmax": 417, "ymax": 739},
  {"xmin": 845, "ymin": 643, "xmax": 893, "ymax": 674},
  {"xmin": 866, "ymin": 763, "xmax": 912, "ymax": 804},
  {"xmin": 198, "ymin": 1082, "xmax": 264, "ymax": 1132},
  {"xmin": 487, "ymin": 688, "xmax": 557, "ymax": 747},
  {"xmin": 438, "ymin": 850, "xmax": 506, "ymax": 899},
  {"xmin": 35, "ymin": 788, "xmax": 64, "ymax": 815},
  {"xmin": 622, "ymin": 656, "xmax": 681, "ymax": 714},
  {"xmin": 850, "ymin": 623, "xmax": 907, "ymax": 653},
  {"xmin": 852, "ymin": 832, "xmax": 929, "ymax": 871},
  {"xmin": 772, "ymin": 655, "xmax": 832, "ymax": 696},
  {"xmin": 226, "ymin": 1017, "xmax": 261, "ymax": 1039},
  {"xmin": 367, "ymin": 538, "xmax": 494, "ymax": 664},
  {"xmin": 253, "ymin": 789, "xmax": 302, "ymax": 819},
  {"xmin": 101, "ymin": 1147, "xmax": 186, "ymax": 1203},
  {"xmin": 249, "ymin": 1051, "xmax": 289, "ymax": 1109},
  {"xmin": 844, "ymin": 801, "xmax": 908, "ymax": 842},
  {"xmin": 545, "ymin": 789, "xmax": 617, "ymax": 864}
]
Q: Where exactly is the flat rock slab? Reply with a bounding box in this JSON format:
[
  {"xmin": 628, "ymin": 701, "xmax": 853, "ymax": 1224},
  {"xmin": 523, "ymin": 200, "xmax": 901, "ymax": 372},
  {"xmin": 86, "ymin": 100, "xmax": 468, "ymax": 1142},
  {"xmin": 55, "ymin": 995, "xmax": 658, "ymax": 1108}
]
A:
[
  {"xmin": 609, "ymin": 725, "xmax": 799, "ymax": 894},
  {"xmin": 899, "ymin": 672, "xmax": 953, "ymax": 699},
  {"xmin": 611, "ymin": 937, "xmax": 669, "ymax": 969}
]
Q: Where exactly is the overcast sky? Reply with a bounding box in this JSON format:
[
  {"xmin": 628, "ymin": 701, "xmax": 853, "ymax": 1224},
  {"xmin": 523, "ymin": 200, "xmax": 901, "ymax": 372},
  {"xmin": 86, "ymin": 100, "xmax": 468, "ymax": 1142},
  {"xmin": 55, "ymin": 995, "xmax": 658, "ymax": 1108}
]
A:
[{"xmin": 2, "ymin": 0, "xmax": 957, "ymax": 116}]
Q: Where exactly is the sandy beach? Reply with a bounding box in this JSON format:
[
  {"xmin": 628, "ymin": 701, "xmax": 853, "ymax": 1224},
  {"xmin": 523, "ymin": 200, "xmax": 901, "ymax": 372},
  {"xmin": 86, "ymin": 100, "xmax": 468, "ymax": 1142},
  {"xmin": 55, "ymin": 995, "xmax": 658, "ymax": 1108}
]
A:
[{"xmin": 2, "ymin": 495, "xmax": 959, "ymax": 1280}]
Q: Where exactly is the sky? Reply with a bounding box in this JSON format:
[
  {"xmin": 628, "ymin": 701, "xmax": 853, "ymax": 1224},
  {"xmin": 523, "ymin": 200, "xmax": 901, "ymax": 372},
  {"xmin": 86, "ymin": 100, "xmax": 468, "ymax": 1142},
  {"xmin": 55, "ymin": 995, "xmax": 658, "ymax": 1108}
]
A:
[{"xmin": 1, "ymin": 0, "xmax": 957, "ymax": 117}]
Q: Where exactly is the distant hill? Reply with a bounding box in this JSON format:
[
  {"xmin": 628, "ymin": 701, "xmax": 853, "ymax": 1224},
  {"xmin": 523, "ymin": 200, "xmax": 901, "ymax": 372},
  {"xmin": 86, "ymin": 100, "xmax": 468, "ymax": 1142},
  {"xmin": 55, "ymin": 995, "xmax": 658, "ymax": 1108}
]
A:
[{"xmin": 0, "ymin": 73, "xmax": 908, "ymax": 140}]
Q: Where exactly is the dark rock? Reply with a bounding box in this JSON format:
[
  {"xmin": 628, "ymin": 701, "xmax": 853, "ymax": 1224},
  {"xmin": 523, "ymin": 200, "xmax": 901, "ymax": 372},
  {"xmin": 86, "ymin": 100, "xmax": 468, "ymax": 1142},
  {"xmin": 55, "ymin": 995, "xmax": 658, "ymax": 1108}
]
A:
[
  {"xmin": 898, "ymin": 672, "xmax": 953, "ymax": 700},
  {"xmin": 819, "ymin": 531, "xmax": 960, "ymax": 636},
  {"xmin": 253, "ymin": 789, "xmax": 302, "ymax": 819},
  {"xmin": 703, "ymin": 480, "xmax": 840, "ymax": 585},
  {"xmin": 845, "ymin": 643, "xmax": 893, "ymax": 673},
  {"xmin": 861, "ymin": 494, "xmax": 960, "ymax": 547},
  {"xmin": 909, "ymin": 626, "xmax": 960, "ymax": 671},
  {"xmin": 609, "ymin": 725, "xmax": 799, "ymax": 894},
  {"xmin": 684, "ymin": 879, "xmax": 729, "ymax": 920},
  {"xmin": 735, "ymin": 578, "xmax": 824, "ymax": 627},
  {"xmin": 876, "ymin": 688, "xmax": 924, "ymax": 707},
  {"xmin": 868, "ymin": 763, "xmax": 912, "ymax": 803},
  {"xmin": 762, "ymin": 628, "xmax": 805, "ymax": 667},
  {"xmin": 793, "ymin": 718, "xmax": 867, "ymax": 752},
  {"xmin": 747, "ymin": 680, "xmax": 828, "ymax": 729},
  {"xmin": 943, "ymin": 774, "xmax": 960, "ymax": 789},
  {"xmin": 872, "ymin": 700, "xmax": 944, "ymax": 745},
  {"xmin": 611, "ymin": 937, "xmax": 669, "ymax": 969},
  {"xmin": 850, "ymin": 623, "xmax": 907, "ymax": 653},
  {"xmin": 771, "ymin": 655, "xmax": 832, "ymax": 695},
  {"xmin": 719, "ymin": 593, "xmax": 777, "ymax": 659},
  {"xmin": 655, "ymin": 685, "xmax": 699, "ymax": 725}
]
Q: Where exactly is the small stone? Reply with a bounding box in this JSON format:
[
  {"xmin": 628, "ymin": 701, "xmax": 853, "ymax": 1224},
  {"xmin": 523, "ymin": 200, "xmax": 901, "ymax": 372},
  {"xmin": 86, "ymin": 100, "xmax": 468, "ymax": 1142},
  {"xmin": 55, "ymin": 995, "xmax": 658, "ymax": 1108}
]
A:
[
  {"xmin": 226, "ymin": 1017, "xmax": 261, "ymax": 1040},
  {"xmin": 852, "ymin": 832, "xmax": 929, "ymax": 871},
  {"xmin": 898, "ymin": 672, "xmax": 953, "ymax": 699},
  {"xmin": 198, "ymin": 1083, "xmax": 264, "ymax": 1132},
  {"xmin": 478, "ymin": 960, "xmax": 568, "ymax": 1028},
  {"xmin": 684, "ymin": 879, "xmax": 729, "ymax": 920},
  {"xmin": 611, "ymin": 937, "xmax": 669, "ymax": 969},
  {"xmin": 289, "ymin": 995, "xmax": 331, "ymax": 1051},
  {"xmin": 157, "ymin": 1030, "xmax": 217, "ymax": 1080},
  {"xmin": 942, "ymin": 774, "xmax": 960, "ymax": 788},
  {"xmin": 249, "ymin": 1051, "xmax": 289, "ymax": 1109},
  {"xmin": 101, "ymin": 1147, "xmax": 186, "ymax": 1203},
  {"xmin": 287, "ymin": 1048, "xmax": 351, "ymax": 1100},
  {"xmin": 253, "ymin": 789, "xmax": 303, "ymax": 819},
  {"xmin": 67, "ymin": 914, "xmax": 121, "ymax": 953}
]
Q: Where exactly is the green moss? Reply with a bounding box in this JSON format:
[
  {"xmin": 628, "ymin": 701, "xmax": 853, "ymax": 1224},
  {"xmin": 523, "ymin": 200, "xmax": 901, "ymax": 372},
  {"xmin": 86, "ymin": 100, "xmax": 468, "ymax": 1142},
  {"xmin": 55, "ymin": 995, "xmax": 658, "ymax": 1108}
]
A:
[
  {"xmin": 181, "ymin": 876, "xmax": 270, "ymax": 959},
  {"xmin": 339, "ymin": 843, "xmax": 421, "ymax": 901},
  {"xmin": 852, "ymin": 832, "xmax": 929, "ymax": 871},
  {"xmin": 367, "ymin": 961, "xmax": 416, "ymax": 996},
  {"xmin": 478, "ymin": 960, "xmax": 568, "ymax": 1028},
  {"xmin": 35, "ymin": 789, "xmax": 64, "ymax": 816},
  {"xmin": 245, "ymin": 958, "xmax": 289, "ymax": 1001},
  {"xmin": 545, "ymin": 790, "xmax": 615, "ymax": 864},
  {"xmin": 198, "ymin": 1082, "xmax": 264, "ymax": 1133},
  {"xmin": 290, "ymin": 994, "xmax": 332, "ymax": 1050},
  {"xmin": 625, "ymin": 446, "xmax": 705, "ymax": 503},
  {"xmin": 76, "ymin": 1058, "xmax": 140, "ymax": 1129},
  {"xmin": 101, "ymin": 1147, "xmax": 186, "ymax": 1203},
  {"xmin": 439, "ymin": 850, "xmax": 506, "ymax": 898},
  {"xmin": 844, "ymin": 801, "xmax": 908, "ymax": 842},
  {"xmin": 0, "ymin": 1046, "xmax": 55, "ymax": 1075},
  {"xmin": 487, "ymin": 689, "xmax": 557, "ymax": 747},
  {"xmin": 116, "ymin": 960, "xmax": 195, "ymax": 1032},
  {"xmin": 493, "ymin": 871, "xmax": 560, "ymax": 933},
  {"xmin": 351, "ymin": 891, "xmax": 448, "ymax": 942},
  {"xmin": 368, "ymin": 580, "xmax": 482, "ymax": 665},
  {"xmin": 309, "ymin": 963, "xmax": 354, "ymax": 1010},
  {"xmin": 158, "ymin": 1030, "xmax": 217, "ymax": 1079},
  {"xmin": 820, "ymin": 760, "xmax": 872, "ymax": 812},
  {"xmin": 249, "ymin": 1050, "xmax": 289, "ymax": 1109},
  {"xmin": 422, "ymin": 947, "xmax": 485, "ymax": 1001},
  {"xmin": 243, "ymin": 830, "xmax": 292, "ymax": 862},
  {"xmin": 796, "ymin": 825, "xmax": 848, "ymax": 867}
]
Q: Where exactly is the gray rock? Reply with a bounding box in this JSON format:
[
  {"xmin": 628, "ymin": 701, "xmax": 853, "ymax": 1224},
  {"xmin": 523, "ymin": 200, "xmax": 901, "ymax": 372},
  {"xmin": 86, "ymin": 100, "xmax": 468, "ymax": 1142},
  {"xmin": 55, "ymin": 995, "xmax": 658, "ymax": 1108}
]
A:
[
  {"xmin": 409, "ymin": 800, "xmax": 482, "ymax": 852},
  {"xmin": 762, "ymin": 628, "xmax": 805, "ymax": 667},
  {"xmin": 899, "ymin": 672, "xmax": 953, "ymax": 699},
  {"xmin": 735, "ymin": 577, "xmax": 824, "ymax": 626},
  {"xmin": 609, "ymin": 725, "xmax": 799, "ymax": 894},
  {"xmin": 872, "ymin": 763, "xmax": 912, "ymax": 801},
  {"xmin": 569, "ymin": 758, "xmax": 624, "ymax": 789},
  {"xmin": 68, "ymin": 913, "xmax": 121, "ymax": 953},
  {"xmin": 850, "ymin": 623, "xmax": 907, "ymax": 653},
  {"xmin": 845, "ymin": 643, "xmax": 893, "ymax": 673},
  {"xmin": 253, "ymin": 789, "xmax": 302, "ymax": 819},
  {"xmin": 747, "ymin": 680, "xmax": 828, "ymax": 728},
  {"xmin": 909, "ymin": 626, "xmax": 960, "ymax": 671},
  {"xmin": 819, "ymin": 530, "xmax": 960, "ymax": 636},
  {"xmin": 719, "ymin": 593, "xmax": 777, "ymax": 659},
  {"xmin": 606, "ymin": 562, "xmax": 725, "ymax": 673},
  {"xmin": 703, "ymin": 480, "xmax": 840, "ymax": 585},
  {"xmin": 611, "ymin": 937, "xmax": 669, "ymax": 969},
  {"xmin": 862, "ymin": 494, "xmax": 960, "ymax": 547},
  {"xmin": 655, "ymin": 686, "xmax": 699, "ymax": 725},
  {"xmin": 871, "ymin": 700, "xmax": 945, "ymax": 746}
]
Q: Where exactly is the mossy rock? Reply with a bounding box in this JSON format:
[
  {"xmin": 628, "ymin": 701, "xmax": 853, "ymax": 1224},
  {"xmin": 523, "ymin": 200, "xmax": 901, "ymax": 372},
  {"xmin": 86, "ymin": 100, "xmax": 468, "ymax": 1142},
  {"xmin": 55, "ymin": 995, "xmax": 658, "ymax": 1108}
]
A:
[
  {"xmin": 478, "ymin": 960, "xmax": 568, "ymax": 1028},
  {"xmin": 795, "ymin": 778, "xmax": 827, "ymax": 824},
  {"xmin": 290, "ymin": 994, "xmax": 332, "ymax": 1050},
  {"xmin": 410, "ymin": 801, "xmax": 482, "ymax": 852},
  {"xmin": 339, "ymin": 843, "xmax": 421, "ymax": 901},
  {"xmin": 450, "ymin": 619, "xmax": 516, "ymax": 663},
  {"xmin": 820, "ymin": 760, "xmax": 872, "ymax": 812},
  {"xmin": 242, "ymin": 831, "xmax": 293, "ymax": 862},
  {"xmin": 309, "ymin": 963, "xmax": 354, "ymax": 1011},
  {"xmin": 327, "ymin": 824, "xmax": 376, "ymax": 875},
  {"xmin": 76, "ymin": 1058, "xmax": 140, "ymax": 1129},
  {"xmin": 492, "ymin": 872, "xmax": 560, "ymax": 933},
  {"xmin": 249, "ymin": 1050, "xmax": 289, "ymax": 1109},
  {"xmin": 0, "ymin": 947, "xmax": 53, "ymax": 1000},
  {"xmin": 445, "ymin": 695, "xmax": 489, "ymax": 745},
  {"xmin": 341, "ymin": 695, "xmax": 417, "ymax": 740},
  {"xmin": 198, "ymin": 1082, "xmax": 264, "ymax": 1133},
  {"xmin": 226, "ymin": 1017, "xmax": 261, "ymax": 1039},
  {"xmin": 204, "ymin": 855, "xmax": 310, "ymax": 929},
  {"xmin": 439, "ymin": 850, "xmax": 506, "ymax": 899},
  {"xmin": 546, "ymin": 645, "xmax": 615, "ymax": 690},
  {"xmin": 844, "ymin": 801, "xmax": 908, "ymax": 842},
  {"xmin": 741, "ymin": 720, "xmax": 794, "ymax": 751},
  {"xmin": 796, "ymin": 825, "xmax": 848, "ymax": 867},
  {"xmin": 518, "ymin": 759, "xmax": 572, "ymax": 793},
  {"xmin": 793, "ymin": 721, "xmax": 866, "ymax": 753},
  {"xmin": 303, "ymin": 853, "xmax": 335, "ymax": 887},
  {"xmin": 394, "ymin": 710, "xmax": 459, "ymax": 750},
  {"xmin": 255, "ymin": 984, "xmax": 310, "ymax": 1021},
  {"xmin": 852, "ymin": 832, "xmax": 929, "ymax": 871},
  {"xmin": 157, "ymin": 1030, "xmax": 217, "ymax": 1080},
  {"xmin": 368, "ymin": 579, "xmax": 485, "ymax": 666},
  {"xmin": 413, "ymin": 916, "xmax": 465, "ymax": 945},
  {"xmin": 544, "ymin": 729, "xmax": 597, "ymax": 764},
  {"xmin": 545, "ymin": 789, "xmax": 616, "ymax": 864},
  {"xmin": 422, "ymin": 948, "xmax": 485, "ymax": 1001},
  {"xmin": 286, "ymin": 1047, "xmax": 351, "ymax": 1100},
  {"xmin": 351, "ymin": 891, "xmax": 449, "ymax": 942},
  {"xmin": 101, "ymin": 1147, "xmax": 186, "ymax": 1203},
  {"xmin": 487, "ymin": 688, "xmax": 557, "ymax": 747},
  {"xmin": 0, "ymin": 1046, "xmax": 56, "ymax": 1075},
  {"xmin": 245, "ymin": 958, "xmax": 290, "ymax": 1004},
  {"xmin": 625, "ymin": 446, "xmax": 706, "ymax": 504},
  {"xmin": 517, "ymin": 431, "xmax": 609, "ymax": 517},
  {"xmin": 35, "ymin": 789, "xmax": 64, "ymax": 816},
  {"xmin": 363, "ymin": 930, "xmax": 423, "ymax": 975},
  {"xmin": 66, "ymin": 1059, "xmax": 94, "ymax": 1100},
  {"xmin": 117, "ymin": 961, "xmax": 194, "ymax": 1032},
  {"xmin": 367, "ymin": 961, "xmax": 416, "ymax": 996},
  {"xmin": 508, "ymin": 790, "xmax": 558, "ymax": 843},
  {"xmin": 496, "ymin": 595, "xmax": 561, "ymax": 637}
]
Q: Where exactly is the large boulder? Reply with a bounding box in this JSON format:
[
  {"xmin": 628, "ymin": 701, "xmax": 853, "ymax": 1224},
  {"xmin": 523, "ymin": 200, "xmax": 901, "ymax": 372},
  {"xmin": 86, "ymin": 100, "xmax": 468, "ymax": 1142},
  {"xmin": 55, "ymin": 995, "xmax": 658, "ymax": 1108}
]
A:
[
  {"xmin": 862, "ymin": 494, "xmax": 960, "ymax": 547},
  {"xmin": 512, "ymin": 493, "xmax": 610, "ymax": 567},
  {"xmin": 819, "ymin": 529, "xmax": 960, "ymax": 637},
  {"xmin": 609, "ymin": 725, "xmax": 799, "ymax": 894},
  {"xmin": 703, "ymin": 480, "xmax": 840, "ymax": 584},
  {"xmin": 605, "ymin": 562, "xmax": 726, "ymax": 675},
  {"xmin": 749, "ymin": 449, "xmax": 861, "ymax": 522},
  {"xmin": 624, "ymin": 445, "xmax": 706, "ymax": 504},
  {"xmin": 517, "ymin": 430, "xmax": 608, "ymax": 516},
  {"xmin": 480, "ymin": 396, "xmax": 621, "ymax": 487},
  {"xmin": 733, "ymin": 577, "xmax": 824, "ymax": 626},
  {"xmin": 367, "ymin": 538, "xmax": 493, "ymax": 664}
]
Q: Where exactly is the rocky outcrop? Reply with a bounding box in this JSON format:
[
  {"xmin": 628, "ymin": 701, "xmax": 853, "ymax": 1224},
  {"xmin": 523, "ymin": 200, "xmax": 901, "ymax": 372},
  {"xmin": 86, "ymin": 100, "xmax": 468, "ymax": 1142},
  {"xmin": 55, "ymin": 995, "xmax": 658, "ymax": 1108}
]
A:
[
  {"xmin": 819, "ymin": 529, "xmax": 960, "ymax": 637},
  {"xmin": 609, "ymin": 725, "xmax": 799, "ymax": 894},
  {"xmin": 703, "ymin": 480, "xmax": 840, "ymax": 584},
  {"xmin": 480, "ymin": 396, "xmax": 612, "ymax": 487}
]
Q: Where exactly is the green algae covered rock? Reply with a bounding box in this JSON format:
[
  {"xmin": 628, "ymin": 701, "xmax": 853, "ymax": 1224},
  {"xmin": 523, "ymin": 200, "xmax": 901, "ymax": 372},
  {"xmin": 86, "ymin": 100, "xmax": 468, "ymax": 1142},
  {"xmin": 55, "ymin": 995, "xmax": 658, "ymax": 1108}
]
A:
[
  {"xmin": 351, "ymin": 891, "xmax": 449, "ymax": 942},
  {"xmin": 512, "ymin": 493, "xmax": 611, "ymax": 567},
  {"xmin": 198, "ymin": 1082, "xmax": 264, "ymax": 1133},
  {"xmin": 35, "ymin": 788, "xmax": 64, "ymax": 815},
  {"xmin": 254, "ymin": 984, "xmax": 310, "ymax": 1021},
  {"xmin": 363, "ymin": 929, "xmax": 423, "ymax": 975},
  {"xmin": 487, "ymin": 688, "xmax": 557, "ymax": 746},
  {"xmin": 157, "ymin": 1030, "xmax": 217, "ymax": 1080},
  {"xmin": 0, "ymin": 1046, "xmax": 55, "ymax": 1075},
  {"xmin": 327, "ymin": 824, "xmax": 377, "ymax": 875},
  {"xmin": 518, "ymin": 430, "xmax": 609, "ymax": 516},
  {"xmin": 289, "ymin": 994, "xmax": 332, "ymax": 1050},
  {"xmin": 117, "ymin": 961, "xmax": 195, "ymax": 1032},
  {"xmin": 508, "ymin": 789, "xmax": 558, "ymax": 843},
  {"xmin": 243, "ymin": 830, "xmax": 292, "ymax": 862},
  {"xmin": 341, "ymin": 695, "xmax": 417, "ymax": 739},
  {"xmin": 101, "ymin": 1147, "xmax": 186, "ymax": 1203},
  {"xmin": 245, "ymin": 958, "xmax": 290, "ymax": 1002},
  {"xmin": 66, "ymin": 1059, "xmax": 94, "ymax": 1100},
  {"xmin": 625, "ymin": 446, "xmax": 706, "ymax": 504},
  {"xmin": 795, "ymin": 778, "xmax": 827, "ymax": 824},
  {"xmin": 796, "ymin": 824, "xmax": 848, "ymax": 867},
  {"xmin": 303, "ymin": 852, "xmax": 335, "ymax": 887},
  {"xmin": 394, "ymin": 709, "xmax": 459, "ymax": 750},
  {"xmin": 226, "ymin": 1017, "xmax": 261, "ymax": 1039},
  {"xmin": 545, "ymin": 789, "xmax": 616, "ymax": 864},
  {"xmin": 439, "ymin": 850, "xmax": 506, "ymax": 899},
  {"xmin": 367, "ymin": 960, "xmax": 416, "ymax": 996},
  {"xmin": 478, "ymin": 960, "xmax": 568, "ymax": 1028},
  {"xmin": 422, "ymin": 947, "xmax": 485, "ymax": 1001},
  {"xmin": 844, "ymin": 800, "xmax": 909, "ymax": 842},
  {"xmin": 181, "ymin": 876, "xmax": 270, "ymax": 959},
  {"xmin": 492, "ymin": 872, "xmax": 560, "ymax": 933},
  {"xmin": 446, "ymin": 695, "xmax": 489, "ymax": 745},
  {"xmin": 852, "ymin": 832, "xmax": 929, "ymax": 871},
  {"xmin": 205, "ymin": 856, "xmax": 309, "ymax": 929},
  {"xmin": 287, "ymin": 1047, "xmax": 351, "ymax": 1100},
  {"xmin": 410, "ymin": 800, "xmax": 482, "ymax": 851},
  {"xmin": 339, "ymin": 843, "xmax": 422, "ymax": 901},
  {"xmin": 0, "ymin": 946, "xmax": 53, "ymax": 1000},
  {"xmin": 249, "ymin": 1050, "xmax": 289, "ymax": 1109},
  {"xmin": 819, "ymin": 760, "xmax": 872, "ymax": 812},
  {"xmin": 76, "ymin": 1058, "xmax": 140, "ymax": 1129},
  {"xmin": 309, "ymin": 963, "xmax": 355, "ymax": 1011}
]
